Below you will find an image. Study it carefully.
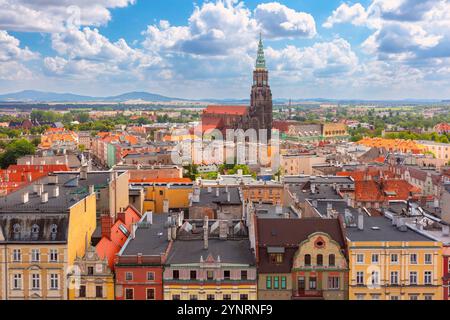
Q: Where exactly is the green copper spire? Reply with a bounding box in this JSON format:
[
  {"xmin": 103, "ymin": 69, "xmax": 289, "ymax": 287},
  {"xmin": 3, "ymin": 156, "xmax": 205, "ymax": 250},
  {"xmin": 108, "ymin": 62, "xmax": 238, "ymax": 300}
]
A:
[{"xmin": 255, "ymin": 33, "xmax": 266, "ymax": 70}]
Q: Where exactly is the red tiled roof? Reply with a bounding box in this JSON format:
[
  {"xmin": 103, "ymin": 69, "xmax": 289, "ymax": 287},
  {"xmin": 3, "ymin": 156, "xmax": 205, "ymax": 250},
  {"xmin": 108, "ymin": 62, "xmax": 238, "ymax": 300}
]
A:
[
  {"xmin": 203, "ymin": 105, "xmax": 248, "ymax": 116},
  {"xmin": 355, "ymin": 179, "xmax": 419, "ymax": 202},
  {"xmin": 337, "ymin": 169, "xmax": 396, "ymax": 181},
  {"xmin": 129, "ymin": 177, "xmax": 192, "ymax": 183},
  {"xmin": 96, "ymin": 206, "xmax": 141, "ymax": 270}
]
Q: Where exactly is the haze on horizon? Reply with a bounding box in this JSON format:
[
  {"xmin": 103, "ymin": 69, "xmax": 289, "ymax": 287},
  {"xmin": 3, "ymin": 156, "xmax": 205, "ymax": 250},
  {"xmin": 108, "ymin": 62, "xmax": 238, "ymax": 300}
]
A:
[{"xmin": 1, "ymin": 0, "xmax": 450, "ymax": 101}]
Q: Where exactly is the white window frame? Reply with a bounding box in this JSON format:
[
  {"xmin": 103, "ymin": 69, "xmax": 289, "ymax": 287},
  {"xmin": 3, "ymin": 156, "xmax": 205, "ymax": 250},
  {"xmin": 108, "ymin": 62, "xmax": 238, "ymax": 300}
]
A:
[
  {"xmin": 356, "ymin": 271, "xmax": 364, "ymax": 285},
  {"xmin": 371, "ymin": 271, "xmax": 380, "ymax": 285},
  {"xmin": 49, "ymin": 249, "xmax": 58, "ymax": 262},
  {"xmin": 390, "ymin": 271, "xmax": 399, "ymax": 285},
  {"xmin": 125, "ymin": 272, "xmax": 133, "ymax": 281},
  {"xmin": 147, "ymin": 271, "xmax": 155, "ymax": 281},
  {"xmin": 12, "ymin": 249, "xmax": 21, "ymax": 262},
  {"xmin": 409, "ymin": 271, "xmax": 418, "ymax": 285},
  {"xmin": 31, "ymin": 249, "xmax": 40, "ymax": 262},
  {"xmin": 390, "ymin": 254, "xmax": 398, "ymax": 264},
  {"xmin": 31, "ymin": 274, "xmax": 41, "ymax": 290},
  {"xmin": 356, "ymin": 254, "xmax": 364, "ymax": 264},
  {"xmin": 12, "ymin": 274, "xmax": 22, "ymax": 290},
  {"xmin": 410, "ymin": 253, "xmax": 418, "ymax": 264},
  {"xmin": 424, "ymin": 271, "xmax": 432, "ymax": 285},
  {"xmin": 371, "ymin": 254, "xmax": 379, "ymax": 264},
  {"xmin": 50, "ymin": 274, "xmax": 59, "ymax": 290},
  {"xmin": 424, "ymin": 254, "xmax": 432, "ymax": 265}
]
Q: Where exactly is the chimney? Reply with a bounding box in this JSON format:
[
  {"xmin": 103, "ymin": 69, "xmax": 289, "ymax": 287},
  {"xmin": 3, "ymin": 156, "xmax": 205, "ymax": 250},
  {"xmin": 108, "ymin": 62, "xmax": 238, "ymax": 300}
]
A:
[
  {"xmin": 167, "ymin": 217, "xmax": 172, "ymax": 241},
  {"xmin": 146, "ymin": 211, "xmax": 153, "ymax": 224},
  {"xmin": 22, "ymin": 192, "xmax": 29, "ymax": 204},
  {"xmin": 219, "ymin": 220, "xmax": 228, "ymax": 240},
  {"xmin": 312, "ymin": 200, "xmax": 318, "ymax": 208},
  {"xmin": 275, "ymin": 205, "xmax": 282, "ymax": 214},
  {"xmin": 80, "ymin": 165, "xmax": 88, "ymax": 180},
  {"xmin": 227, "ymin": 191, "xmax": 231, "ymax": 202},
  {"xmin": 33, "ymin": 183, "xmax": 43, "ymax": 195},
  {"xmin": 131, "ymin": 223, "xmax": 137, "ymax": 239},
  {"xmin": 41, "ymin": 192, "xmax": 48, "ymax": 203},
  {"xmin": 51, "ymin": 186, "xmax": 59, "ymax": 198},
  {"xmin": 48, "ymin": 175, "xmax": 58, "ymax": 185},
  {"xmin": 215, "ymin": 187, "xmax": 220, "ymax": 197},
  {"xmin": 203, "ymin": 215, "xmax": 209, "ymax": 250},
  {"xmin": 346, "ymin": 197, "xmax": 352, "ymax": 207},
  {"xmin": 207, "ymin": 186, "xmax": 212, "ymax": 193},
  {"xmin": 442, "ymin": 225, "xmax": 450, "ymax": 237},
  {"xmin": 117, "ymin": 211, "xmax": 126, "ymax": 223},
  {"xmin": 357, "ymin": 212, "xmax": 364, "ymax": 231},
  {"xmin": 89, "ymin": 185, "xmax": 95, "ymax": 194},
  {"xmin": 311, "ymin": 183, "xmax": 316, "ymax": 194},
  {"xmin": 101, "ymin": 215, "xmax": 113, "ymax": 239}
]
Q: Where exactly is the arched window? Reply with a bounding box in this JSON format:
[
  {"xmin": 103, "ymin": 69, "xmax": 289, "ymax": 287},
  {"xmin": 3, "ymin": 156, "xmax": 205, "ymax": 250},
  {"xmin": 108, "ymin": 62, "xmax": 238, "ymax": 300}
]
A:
[
  {"xmin": 13, "ymin": 224, "xmax": 21, "ymax": 233},
  {"xmin": 329, "ymin": 254, "xmax": 336, "ymax": 266},
  {"xmin": 31, "ymin": 224, "xmax": 39, "ymax": 234},
  {"xmin": 50, "ymin": 224, "xmax": 58, "ymax": 240},
  {"xmin": 317, "ymin": 254, "xmax": 323, "ymax": 266},
  {"xmin": 31, "ymin": 224, "xmax": 39, "ymax": 240},
  {"xmin": 13, "ymin": 223, "xmax": 21, "ymax": 240},
  {"xmin": 304, "ymin": 254, "xmax": 311, "ymax": 266}
]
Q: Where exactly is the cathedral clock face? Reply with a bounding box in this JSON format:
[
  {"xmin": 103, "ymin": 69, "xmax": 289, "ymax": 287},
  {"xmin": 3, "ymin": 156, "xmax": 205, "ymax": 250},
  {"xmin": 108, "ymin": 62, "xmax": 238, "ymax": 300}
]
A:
[
  {"xmin": 96, "ymin": 264, "xmax": 103, "ymax": 273},
  {"xmin": 87, "ymin": 251, "xmax": 94, "ymax": 259}
]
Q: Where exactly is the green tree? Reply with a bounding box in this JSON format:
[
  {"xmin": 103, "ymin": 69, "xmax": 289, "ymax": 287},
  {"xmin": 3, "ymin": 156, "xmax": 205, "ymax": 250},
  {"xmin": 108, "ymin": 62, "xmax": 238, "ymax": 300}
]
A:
[{"xmin": 0, "ymin": 139, "xmax": 36, "ymax": 168}]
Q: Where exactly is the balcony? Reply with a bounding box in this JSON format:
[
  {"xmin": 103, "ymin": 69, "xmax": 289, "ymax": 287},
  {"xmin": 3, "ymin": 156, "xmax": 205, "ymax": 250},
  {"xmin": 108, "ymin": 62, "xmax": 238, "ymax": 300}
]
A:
[{"xmin": 291, "ymin": 289, "xmax": 324, "ymax": 300}]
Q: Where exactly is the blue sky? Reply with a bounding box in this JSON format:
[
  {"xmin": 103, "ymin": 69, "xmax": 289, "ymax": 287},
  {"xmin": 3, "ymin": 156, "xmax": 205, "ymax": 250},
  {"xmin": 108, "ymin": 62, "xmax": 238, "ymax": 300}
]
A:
[{"xmin": 1, "ymin": 0, "xmax": 450, "ymax": 100}]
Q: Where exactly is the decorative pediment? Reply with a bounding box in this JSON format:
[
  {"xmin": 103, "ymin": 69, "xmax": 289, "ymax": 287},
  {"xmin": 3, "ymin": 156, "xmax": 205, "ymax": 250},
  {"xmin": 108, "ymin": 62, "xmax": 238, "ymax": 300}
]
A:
[
  {"xmin": 314, "ymin": 236, "xmax": 326, "ymax": 249},
  {"xmin": 205, "ymin": 254, "xmax": 215, "ymax": 264}
]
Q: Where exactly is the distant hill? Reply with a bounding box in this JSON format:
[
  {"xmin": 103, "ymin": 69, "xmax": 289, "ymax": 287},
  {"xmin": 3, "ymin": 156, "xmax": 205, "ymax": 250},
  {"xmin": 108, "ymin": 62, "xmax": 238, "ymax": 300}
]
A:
[{"xmin": 0, "ymin": 90, "xmax": 184, "ymax": 103}]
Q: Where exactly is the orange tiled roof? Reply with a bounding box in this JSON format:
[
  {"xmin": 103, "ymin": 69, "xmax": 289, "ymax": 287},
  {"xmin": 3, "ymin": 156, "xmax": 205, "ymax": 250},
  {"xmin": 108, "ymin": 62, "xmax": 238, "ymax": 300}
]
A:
[
  {"xmin": 0, "ymin": 164, "xmax": 70, "ymax": 194},
  {"xmin": 355, "ymin": 179, "xmax": 419, "ymax": 202},
  {"xmin": 337, "ymin": 169, "xmax": 396, "ymax": 181},
  {"xmin": 95, "ymin": 206, "xmax": 141, "ymax": 270},
  {"xmin": 357, "ymin": 137, "xmax": 425, "ymax": 153}
]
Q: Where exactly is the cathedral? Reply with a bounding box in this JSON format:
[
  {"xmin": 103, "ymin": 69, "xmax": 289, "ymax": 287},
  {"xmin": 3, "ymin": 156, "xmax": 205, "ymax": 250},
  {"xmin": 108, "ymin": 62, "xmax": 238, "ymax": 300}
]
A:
[{"xmin": 200, "ymin": 36, "xmax": 273, "ymax": 139}]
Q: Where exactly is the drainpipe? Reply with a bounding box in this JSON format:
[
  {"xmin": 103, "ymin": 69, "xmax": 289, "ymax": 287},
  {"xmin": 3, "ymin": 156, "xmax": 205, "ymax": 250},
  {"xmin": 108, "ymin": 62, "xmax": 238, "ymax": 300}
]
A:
[{"xmin": 3, "ymin": 244, "xmax": 8, "ymax": 300}]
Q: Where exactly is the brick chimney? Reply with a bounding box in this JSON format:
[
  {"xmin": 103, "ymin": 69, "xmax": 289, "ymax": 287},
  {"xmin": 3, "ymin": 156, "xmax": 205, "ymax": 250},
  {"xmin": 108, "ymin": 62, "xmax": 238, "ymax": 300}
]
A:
[
  {"xmin": 101, "ymin": 215, "xmax": 113, "ymax": 240},
  {"xmin": 117, "ymin": 211, "xmax": 126, "ymax": 224}
]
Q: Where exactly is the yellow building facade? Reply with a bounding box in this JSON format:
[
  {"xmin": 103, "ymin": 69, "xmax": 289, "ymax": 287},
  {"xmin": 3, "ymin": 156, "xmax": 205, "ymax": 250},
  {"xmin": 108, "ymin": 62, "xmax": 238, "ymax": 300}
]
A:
[
  {"xmin": 142, "ymin": 183, "xmax": 193, "ymax": 214},
  {"xmin": 348, "ymin": 240, "xmax": 443, "ymax": 300},
  {"xmin": 0, "ymin": 193, "xmax": 96, "ymax": 300},
  {"xmin": 68, "ymin": 246, "xmax": 114, "ymax": 300}
]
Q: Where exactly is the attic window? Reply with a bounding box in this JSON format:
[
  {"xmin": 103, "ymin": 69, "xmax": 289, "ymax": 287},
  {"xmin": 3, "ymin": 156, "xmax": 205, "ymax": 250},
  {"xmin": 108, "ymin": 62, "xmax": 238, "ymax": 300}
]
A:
[
  {"xmin": 31, "ymin": 224, "xmax": 39, "ymax": 240},
  {"xmin": 50, "ymin": 224, "xmax": 58, "ymax": 240},
  {"xmin": 13, "ymin": 223, "xmax": 21, "ymax": 240},
  {"xmin": 13, "ymin": 224, "xmax": 21, "ymax": 233}
]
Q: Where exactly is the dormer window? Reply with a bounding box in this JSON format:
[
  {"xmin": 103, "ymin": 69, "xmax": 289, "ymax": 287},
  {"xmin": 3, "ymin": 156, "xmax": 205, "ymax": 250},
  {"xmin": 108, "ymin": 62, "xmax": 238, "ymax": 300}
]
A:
[
  {"xmin": 50, "ymin": 224, "xmax": 58, "ymax": 240},
  {"xmin": 13, "ymin": 224, "xmax": 21, "ymax": 240},
  {"xmin": 31, "ymin": 224, "xmax": 39, "ymax": 240}
]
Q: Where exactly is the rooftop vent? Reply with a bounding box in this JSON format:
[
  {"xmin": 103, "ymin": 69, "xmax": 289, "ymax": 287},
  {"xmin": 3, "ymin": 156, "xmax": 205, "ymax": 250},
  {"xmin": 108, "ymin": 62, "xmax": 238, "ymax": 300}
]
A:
[
  {"xmin": 41, "ymin": 192, "xmax": 49, "ymax": 203},
  {"xmin": 21, "ymin": 192, "xmax": 29, "ymax": 204}
]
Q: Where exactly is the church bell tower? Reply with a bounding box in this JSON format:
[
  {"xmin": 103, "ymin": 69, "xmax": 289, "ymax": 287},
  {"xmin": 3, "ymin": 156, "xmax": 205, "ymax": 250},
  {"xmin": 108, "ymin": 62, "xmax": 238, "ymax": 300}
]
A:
[{"xmin": 250, "ymin": 34, "xmax": 273, "ymax": 139}]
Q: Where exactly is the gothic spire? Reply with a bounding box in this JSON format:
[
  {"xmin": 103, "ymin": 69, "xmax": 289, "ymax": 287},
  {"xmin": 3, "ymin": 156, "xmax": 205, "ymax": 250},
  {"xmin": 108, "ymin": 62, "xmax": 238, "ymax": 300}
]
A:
[{"xmin": 255, "ymin": 33, "xmax": 266, "ymax": 70}]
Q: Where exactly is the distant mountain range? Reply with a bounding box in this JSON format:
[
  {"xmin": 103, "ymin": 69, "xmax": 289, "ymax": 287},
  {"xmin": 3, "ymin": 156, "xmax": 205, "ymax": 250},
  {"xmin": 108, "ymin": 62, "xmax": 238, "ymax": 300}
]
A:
[
  {"xmin": 0, "ymin": 90, "xmax": 448, "ymax": 105},
  {"xmin": 0, "ymin": 90, "xmax": 184, "ymax": 103}
]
